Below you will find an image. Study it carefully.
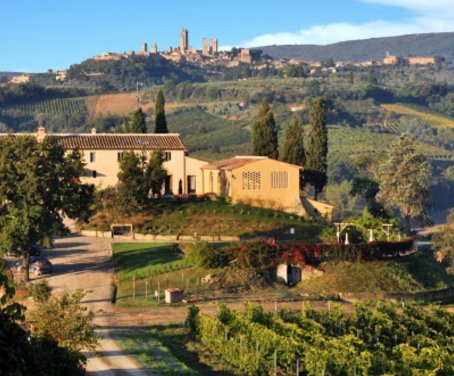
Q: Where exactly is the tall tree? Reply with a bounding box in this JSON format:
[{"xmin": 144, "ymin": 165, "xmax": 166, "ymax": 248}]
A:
[
  {"xmin": 146, "ymin": 150, "xmax": 167, "ymax": 196},
  {"xmin": 0, "ymin": 136, "xmax": 94, "ymax": 281},
  {"xmin": 154, "ymin": 89, "xmax": 168, "ymax": 133},
  {"xmin": 131, "ymin": 107, "xmax": 147, "ymax": 133},
  {"xmin": 377, "ymin": 134, "xmax": 431, "ymax": 235},
  {"xmin": 305, "ymin": 97, "xmax": 328, "ymax": 200},
  {"xmin": 251, "ymin": 97, "xmax": 279, "ymax": 159},
  {"xmin": 117, "ymin": 151, "xmax": 148, "ymax": 206},
  {"xmin": 282, "ymin": 113, "xmax": 305, "ymax": 166}
]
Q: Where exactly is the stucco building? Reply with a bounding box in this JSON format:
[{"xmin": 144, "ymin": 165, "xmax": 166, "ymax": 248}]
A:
[
  {"xmin": 201, "ymin": 156, "xmax": 334, "ymax": 220},
  {"xmin": 0, "ymin": 128, "xmax": 333, "ymax": 219}
]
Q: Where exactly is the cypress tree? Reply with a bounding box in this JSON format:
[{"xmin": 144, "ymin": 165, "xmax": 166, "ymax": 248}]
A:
[
  {"xmin": 131, "ymin": 108, "xmax": 147, "ymax": 133},
  {"xmin": 154, "ymin": 89, "xmax": 168, "ymax": 133},
  {"xmin": 282, "ymin": 113, "xmax": 305, "ymax": 166},
  {"xmin": 305, "ymin": 97, "xmax": 328, "ymax": 200},
  {"xmin": 251, "ymin": 97, "xmax": 279, "ymax": 159}
]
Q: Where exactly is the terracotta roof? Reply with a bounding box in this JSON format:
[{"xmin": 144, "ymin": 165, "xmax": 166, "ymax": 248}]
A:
[
  {"xmin": 202, "ymin": 156, "xmax": 304, "ymax": 171},
  {"xmin": 202, "ymin": 156, "xmax": 266, "ymax": 170},
  {"xmin": 0, "ymin": 133, "xmax": 186, "ymax": 151}
]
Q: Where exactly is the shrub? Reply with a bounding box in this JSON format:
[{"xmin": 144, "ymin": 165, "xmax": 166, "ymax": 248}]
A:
[{"xmin": 32, "ymin": 280, "xmax": 53, "ymax": 303}]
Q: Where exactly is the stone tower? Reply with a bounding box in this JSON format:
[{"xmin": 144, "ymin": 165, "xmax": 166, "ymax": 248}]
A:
[
  {"xmin": 202, "ymin": 38, "xmax": 208, "ymax": 55},
  {"xmin": 141, "ymin": 42, "xmax": 148, "ymax": 53},
  {"xmin": 151, "ymin": 43, "xmax": 158, "ymax": 54},
  {"xmin": 209, "ymin": 38, "xmax": 218, "ymax": 55},
  {"xmin": 180, "ymin": 28, "xmax": 188, "ymax": 53}
]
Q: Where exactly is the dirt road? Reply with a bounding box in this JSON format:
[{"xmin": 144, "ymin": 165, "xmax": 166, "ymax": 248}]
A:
[{"xmin": 40, "ymin": 235, "xmax": 149, "ymax": 376}]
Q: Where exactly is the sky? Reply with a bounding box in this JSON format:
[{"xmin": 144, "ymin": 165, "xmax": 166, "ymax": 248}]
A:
[{"xmin": 0, "ymin": 0, "xmax": 453, "ymax": 72}]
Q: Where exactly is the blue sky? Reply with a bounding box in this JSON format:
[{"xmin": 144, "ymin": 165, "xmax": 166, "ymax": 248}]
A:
[{"xmin": 0, "ymin": 0, "xmax": 452, "ymax": 72}]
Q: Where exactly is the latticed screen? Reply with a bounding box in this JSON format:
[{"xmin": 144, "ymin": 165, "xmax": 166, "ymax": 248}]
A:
[
  {"xmin": 242, "ymin": 171, "xmax": 261, "ymax": 189},
  {"xmin": 271, "ymin": 171, "xmax": 288, "ymax": 189}
]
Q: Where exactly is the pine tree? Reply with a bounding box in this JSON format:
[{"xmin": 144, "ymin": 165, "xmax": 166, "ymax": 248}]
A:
[
  {"xmin": 282, "ymin": 113, "xmax": 305, "ymax": 166},
  {"xmin": 251, "ymin": 97, "xmax": 278, "ymax": 159},
  {"xmin": 131, "ymin": 107, "xmax": 147, "ymax": 133},
  {"xmin": 305, "ymin": 97, "xmax": 328, "ymax": 200},
  {"xmin": 377, "ymin": 134, "xmax": 431, "ymax": 235},
  {"xmin": 154, "ymin": 89, "xmax": 168, "ymax": 133}
]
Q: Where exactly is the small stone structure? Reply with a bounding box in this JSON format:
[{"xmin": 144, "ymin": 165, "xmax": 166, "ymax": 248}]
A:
[
  {"xmin": 276, "ymin": 264, "xmax": 302, "ymax": 285},
  {"xmin": 165, "ymin": 288, "xmax": 184, "ymax": 304}
]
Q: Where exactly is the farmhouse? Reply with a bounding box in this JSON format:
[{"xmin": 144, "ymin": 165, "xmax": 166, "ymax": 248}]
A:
[
  {"xmin": 201, "ymin": 156, "xmax": 334, "ymax": 219},
  {"xmin": 0, "ymin": 127, "xmax": 334, "ymax": 219}
]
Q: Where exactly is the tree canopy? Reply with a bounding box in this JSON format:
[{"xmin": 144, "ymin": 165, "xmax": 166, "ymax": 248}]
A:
[
  {"xmin": 251, "ymin": 97, "xmax": 279, "ymax": 159},
  {"xmin": 117, "ymin": 150, "xmax": 167, "ymax": 207},
  {"xmin": 305, "ymin": 97, "xmax": 328, "ymax": 200},
  {"xmin": 131, "ymin": 107, "xmax": 147, "ymax": 133},
  {"xmin": 281, "ymin": 113, "xmax": 305, "ymax": 166},
  {"xmin": 0, "ymin": 135, "xmax": 94, "ymax": 281},
  {"xmin": 154, "ymin": 89, "xmax": 168, "ymax": 134},
  {"xmin": 377, "ymin": 134, "xmax": 431, "ymax": 234}
]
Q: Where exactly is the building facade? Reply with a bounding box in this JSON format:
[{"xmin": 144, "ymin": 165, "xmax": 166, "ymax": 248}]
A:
[{"xmin": 0, "ymin": 129, "xmax": 333, "ymax": 219}]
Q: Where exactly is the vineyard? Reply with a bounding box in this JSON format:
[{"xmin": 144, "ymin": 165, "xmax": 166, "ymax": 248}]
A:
[
  {"xmin": 328, "ymin": 127, "xmax": 454, "ymax": 160},
  {"xmin": 0, "ymin": 97, "xmax": 88, "ymax": 117},
  {"xmin": 382, "ymin": 103, "xmax": 454, "ymax": 129},
  {"xmin": 189, "ymin": 302, "xmax": 454, "ymax": 375}
]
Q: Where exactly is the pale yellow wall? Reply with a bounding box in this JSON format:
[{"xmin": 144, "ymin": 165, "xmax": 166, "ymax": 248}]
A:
[
  {"xmin": 185, "ymin": 156, "xmax": 207, "ymax": 195},
  {"xmin": 202, "ymin": 169, "xmax": 221, "ymax": 195},
  {"xmin": 79, "ymin": 149, "xmax": 186, "ymax": 192},
  {"xmin": 230, "ymin": 159, "xmax": 302, "ymax": 213}
]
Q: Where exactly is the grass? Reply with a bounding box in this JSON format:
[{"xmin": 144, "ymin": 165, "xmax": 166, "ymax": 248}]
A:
[
  {"xmin": 94, "ymin": 197, "xmax": 324, "ymax": 241},
  {"xmin": 382, "ymin": 103, "xmax": 454, "ymax": 128},
  {"xmin": 299, "ymin": 250, "xmax": 454, "ymax": 295},
  {"xmin": 112, "ymin": 243, "xmax": 191, "ymax": 281},
  {"xmin": 109, "ymin": 326, "xmax": 199, "ymax": 375}
]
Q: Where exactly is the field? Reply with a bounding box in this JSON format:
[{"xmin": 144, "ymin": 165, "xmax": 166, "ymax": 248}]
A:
[
  {"xmin": 329, "ymin": 126, "xmax": 453, "ymax": 160},
  {"xmin": 0, "ymin": 97, "xmax": 88, "ymax": 117},
  {"xmin": 382, "ymin": 103, "xmax": 454, "ymax": 128}
]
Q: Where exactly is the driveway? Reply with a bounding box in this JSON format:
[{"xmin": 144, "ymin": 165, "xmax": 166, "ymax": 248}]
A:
[{"xmin": 40, "ymin": 235, "xmax": 149, "ymax": 376}]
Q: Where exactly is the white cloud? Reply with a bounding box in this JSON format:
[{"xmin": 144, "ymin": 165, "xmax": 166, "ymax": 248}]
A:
[{"xmin": 225, "ymin": 1, "xmax": 454, "ymax": 48}]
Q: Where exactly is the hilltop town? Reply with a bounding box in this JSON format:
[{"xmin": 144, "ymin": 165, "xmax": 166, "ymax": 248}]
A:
[{"xmin": 93, "ymin": 28, "xmax": 253, "ymax": 67}]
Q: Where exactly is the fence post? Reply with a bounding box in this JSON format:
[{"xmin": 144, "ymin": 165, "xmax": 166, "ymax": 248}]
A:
[
  {"xmin": 274, "ymin": 350, "xmax": 277, "ymax": 376},
  {"xmin": 132, "ymin": 275, "xmax": 136, "ymax": 299},
  {"xmin": 145, "ymin": 279, "xmax": 148, "ymax": 300},
  {"xmin": 296, "ymin": 359, "xmax": 300, "ymax": 376}
]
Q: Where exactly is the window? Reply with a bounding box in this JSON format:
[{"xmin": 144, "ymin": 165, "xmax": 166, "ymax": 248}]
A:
[
  {"xmin": 89, "ymin": 152, "xmax": 96, "ymax": 163},
  {"xmin": 271, "ymin": 171, "xmax": 289, "ymax": 189},
  {"xmin": 117, "ymin": 152, "xmax": 124, "ymax": 162},
  {"xmin": 164, "ymin": 152, "xmax": 172, "ymax": 161},
  {"xmin": 92, "ymin": 170, "xmax": 97, "ymax": 178},
  {"xmin": 242, "ymin": 171, "xmax": 261, "ymax": 190},
  {"xmin": 187, "ymin": 175, "xmax": 196, "ymax": 194}
]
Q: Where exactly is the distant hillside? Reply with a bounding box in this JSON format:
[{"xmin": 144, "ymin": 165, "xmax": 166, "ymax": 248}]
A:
[{"xmin": 257, "ymin": 32, "xmax": 454, "ymax": 62}]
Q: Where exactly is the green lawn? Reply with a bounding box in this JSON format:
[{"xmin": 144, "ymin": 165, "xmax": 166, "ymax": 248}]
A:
[
  {"xmin": 112, "ymin": 243, "xmax": 191, "ymax": 281},
  {"xmin": 109, "ymin": 325, "xmax": 199, "ymax": 375}
]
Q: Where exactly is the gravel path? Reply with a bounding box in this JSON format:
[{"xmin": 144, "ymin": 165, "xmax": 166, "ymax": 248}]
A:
[{"xmin": 40, "ymin": 235, "xmax": 149, "ymax": 376}]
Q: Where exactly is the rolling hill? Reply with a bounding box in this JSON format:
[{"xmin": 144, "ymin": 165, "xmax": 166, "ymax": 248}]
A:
[{"xmin": 257, "ymin": 32, "xmax": 454, "ymax": 62}]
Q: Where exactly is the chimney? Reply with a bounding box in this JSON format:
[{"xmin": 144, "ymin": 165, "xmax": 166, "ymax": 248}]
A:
[
  {"xmin": 37, "ymin": 126, "xmax": 46, "ymax": 142},
  {"xmin": 91, "ymin": 128, "xmax": 97, "ymax": 135}
]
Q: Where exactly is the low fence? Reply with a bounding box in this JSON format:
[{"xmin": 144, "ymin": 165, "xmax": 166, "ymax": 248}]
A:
[{"xmin": 79, "ymin": 229, "xmax": 240, "ymax": 243}]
